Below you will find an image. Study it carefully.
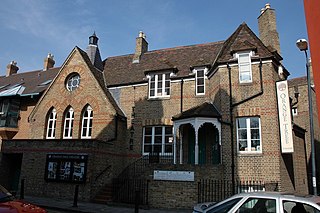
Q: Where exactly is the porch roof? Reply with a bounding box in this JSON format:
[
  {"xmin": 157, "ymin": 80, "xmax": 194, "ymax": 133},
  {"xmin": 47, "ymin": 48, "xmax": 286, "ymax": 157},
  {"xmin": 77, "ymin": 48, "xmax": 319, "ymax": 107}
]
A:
[{"xmin": 172, "ymin": 102, "xmax": 221, "ymax": 121}]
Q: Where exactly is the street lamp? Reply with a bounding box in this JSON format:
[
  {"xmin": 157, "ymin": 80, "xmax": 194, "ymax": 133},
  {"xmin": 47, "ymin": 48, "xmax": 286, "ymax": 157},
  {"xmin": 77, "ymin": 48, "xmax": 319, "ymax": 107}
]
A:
[{"xmin": 296, "ymin": 38, "xmax": 317, "ymax": 195}]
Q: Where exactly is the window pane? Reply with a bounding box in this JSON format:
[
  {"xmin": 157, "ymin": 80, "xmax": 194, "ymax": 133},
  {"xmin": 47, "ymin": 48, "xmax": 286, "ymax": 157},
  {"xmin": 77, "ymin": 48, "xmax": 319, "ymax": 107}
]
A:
[
  {"xmin": 251, "ymin": 129, "xmax": 260, "ymax": 139},
  {"xmin": 237, "ymin": 118, "xmax": 247, "ymax": 128},
  {"xmin": 197, "ymin": 78, "xmax": 204, "ymax": 85},
  {"xmin": 252, "ymin": 140, "xmax": 260, "ymax": 151},
  {"xmin": 240, "ymin": 72, "xmax": 251, "ymax": 81},
  {"xmin": 198, "ymin": 86, "xmax": 204, "ymax": 93},
  {"xmin": 239, "ymin": 140, "xmax": 247, "ymax": 151},
  {"xmin": 239, "ymin": 54, "xmax": 250, "ymax": 63},
  {"xmin": 154, "ymin": 136, "xmax": 162, "ymax": 144},
  {"xmin": 144, "ymin": 136, "xmax": 152, "ymax": 144},
  {"xmin": 154, "ymin": 145, "xmax": 161, "ymax": 153},
  {"xmin": 165, "ymin": 144, "xmax": 172, "ymax": 153},
  {"xmin": 165, "ymin": 127, "xmax": 172, "ymax": 134},
  {"xmin": 155, "ymin": 127, "xmax": 162, "ymax": 135},
  {"xmin": 145, "ymin": 127, "xmax": 152, "ymax": 135},
  {"xmin": 144, "ymin": 145, "xmax": 151, "ymax": 153},
  {"xmin": 238, "ymin": 129, "xmax": 247, "ymax": 139},
  {"xmin": 240, "ymin": 64, "xmax": 250, "ymax": 73},
  {"xmin": 197, "ymin": 70, "xmax": 204, "ymax": 77},
  {"xmin": 251, "ymin": 118, "xmax": 260, "ymax": 128}
]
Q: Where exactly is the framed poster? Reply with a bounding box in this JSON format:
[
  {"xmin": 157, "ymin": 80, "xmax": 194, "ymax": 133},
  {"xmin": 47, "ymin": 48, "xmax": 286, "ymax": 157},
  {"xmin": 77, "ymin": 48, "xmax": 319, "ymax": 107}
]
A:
[{"xmin": 45, "ymin": 154, "xmax": 88, "ymax": 183}]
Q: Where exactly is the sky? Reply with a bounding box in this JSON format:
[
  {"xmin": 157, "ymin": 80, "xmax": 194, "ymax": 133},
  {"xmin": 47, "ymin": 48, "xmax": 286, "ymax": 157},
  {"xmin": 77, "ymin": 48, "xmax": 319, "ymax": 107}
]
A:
[{"xmin": 0, "ymin": 0, "xmax": 308, "ymax": 79}]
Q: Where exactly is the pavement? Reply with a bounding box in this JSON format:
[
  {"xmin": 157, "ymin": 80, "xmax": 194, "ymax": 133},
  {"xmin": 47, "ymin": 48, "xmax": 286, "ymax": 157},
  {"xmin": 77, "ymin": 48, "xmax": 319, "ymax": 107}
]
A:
[{"xmin": 24, "ymin": 196, "xmax": 190, "ymax": 213}]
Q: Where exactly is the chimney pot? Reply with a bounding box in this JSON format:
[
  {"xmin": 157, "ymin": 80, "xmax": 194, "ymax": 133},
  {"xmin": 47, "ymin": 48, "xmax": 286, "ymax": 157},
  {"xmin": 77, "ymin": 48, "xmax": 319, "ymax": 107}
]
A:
[
  {"xmin": 6, "ymin": 61, "xmax": 19, "ymax": 77},
  {"xmin": 43, "ymin": 53, "xmax": 55, "ymax": 71},
  {"xmin": 133, "ymin": 31, "xmax": 148, "ymax": 63},
  {"xmin": 265, "ymin": 3, "xmax": 271, "ymax": 9}
]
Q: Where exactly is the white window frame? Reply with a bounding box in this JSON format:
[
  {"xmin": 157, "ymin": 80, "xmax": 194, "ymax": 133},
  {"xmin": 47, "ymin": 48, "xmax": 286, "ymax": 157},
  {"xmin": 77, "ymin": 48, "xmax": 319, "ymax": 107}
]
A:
[
  {"xmin": 236, "ymin": 51, "xmax": 253, "ymax": 83},
  {"xmin": 81, "ymin": 105, "xmax": 93, "ymax": 139},
  {"xmin": 194, "ymin": 67, "xmax": 207, "ymax": 95},
  {"xmin": 63, "ymin": 107, "xmax": 74, "ymax": 139},
  {"xmin": 236, "ymin": 117, "xmax": 262, "ymax": 153},
  {"xmin": 148, "ymin": 73, "xmax": 171, "ymax": 98},
  {"xmin": 46, "ymin": 108, "xmax": 57, "ymax": 139},
  {"xmin": 142, "ymin": 126, "xmax": 173, "ymax": 155}
]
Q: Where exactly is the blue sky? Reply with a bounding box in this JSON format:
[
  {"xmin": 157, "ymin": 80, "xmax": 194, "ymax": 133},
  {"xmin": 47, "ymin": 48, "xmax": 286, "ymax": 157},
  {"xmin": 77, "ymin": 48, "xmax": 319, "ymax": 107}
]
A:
[{"xmin": 0, "ymin": 0, "xmax": 307, "ymax": 78}]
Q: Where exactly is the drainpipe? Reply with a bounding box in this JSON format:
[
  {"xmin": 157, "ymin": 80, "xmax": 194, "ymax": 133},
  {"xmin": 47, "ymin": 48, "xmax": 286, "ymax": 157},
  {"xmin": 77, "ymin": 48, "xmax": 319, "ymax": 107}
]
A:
[
  {"xmin": 227, "ymin": 59, "xmax": 264, "ymax": 194},
  {"xmin": 180, "ymin": 78, "xmax": 184, "ymax": 113},
  {"xmin": 227, "ymin": 63, "xmax": 236, "ymax": 194}
]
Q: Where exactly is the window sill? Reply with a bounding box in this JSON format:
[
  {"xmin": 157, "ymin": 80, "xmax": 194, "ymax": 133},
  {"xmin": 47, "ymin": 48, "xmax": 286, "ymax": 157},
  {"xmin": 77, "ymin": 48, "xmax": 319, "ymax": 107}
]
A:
[
  {"xmin": 237, "ymin": 152, "xmax": 263, "ymax": 157},
  {"xmin": 239, "ymin": 81, "xmax": 253, "ymax": 85},
  {"xmin": 148, "ymin": 97, "xmax": 170, "ymax": 101}
]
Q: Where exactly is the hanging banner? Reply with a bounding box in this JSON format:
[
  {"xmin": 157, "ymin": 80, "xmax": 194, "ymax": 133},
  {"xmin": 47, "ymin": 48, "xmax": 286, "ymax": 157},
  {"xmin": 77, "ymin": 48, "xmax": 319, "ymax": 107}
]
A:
[{"xmin": 276, "ymin": 80, "xmax": 294, "ymax": 153}]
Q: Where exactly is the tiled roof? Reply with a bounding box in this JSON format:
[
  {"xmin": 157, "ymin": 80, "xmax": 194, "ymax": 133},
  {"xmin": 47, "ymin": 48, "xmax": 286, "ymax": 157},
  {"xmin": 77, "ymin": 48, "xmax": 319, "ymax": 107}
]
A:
[
  {"xmin": 0, "ymin": 68, "xmax": 60, "ymax": 97},
  {"xmin": 288, "ymin": 76, "xmax": 307, "ymax": 87},
  {"xmin": 172, "ymin": 102, "xmax": 221, "ymax": 121},
  {"xmin": 217, "ymin": 23, "xmax": 274, "ymax": 63},
  {"xmin": 76, "ymin": 47, "xmax": 125, "ymax": 117},
  {"xmin": 103, "ymin": 41, "xmax": 225, "ymax": 86}
]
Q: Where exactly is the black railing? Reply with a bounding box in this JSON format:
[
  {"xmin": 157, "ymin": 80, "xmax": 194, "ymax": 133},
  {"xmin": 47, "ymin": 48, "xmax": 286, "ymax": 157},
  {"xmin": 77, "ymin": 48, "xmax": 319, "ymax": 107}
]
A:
[
  {"xmin": 198, "ymin": 180, "xmax": 279, "ymax": 203},
  {"xmin": 118, "ymin": 153, "xmax": 174, "ymax": 179},
  {"xmin": 112, "ymin": 178, "xmax": 149, "ymax": 205}
]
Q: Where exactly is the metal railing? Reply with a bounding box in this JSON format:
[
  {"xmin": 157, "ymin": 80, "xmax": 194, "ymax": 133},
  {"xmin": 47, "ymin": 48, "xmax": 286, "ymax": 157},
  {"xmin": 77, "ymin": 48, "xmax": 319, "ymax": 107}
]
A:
[
  {"xmin": 112, "ymin": 178, "xmax": 149, "ymax": 205},
  {"xmin": 197, "ymin": 179, "xmax": 279, "ymax": 203}
]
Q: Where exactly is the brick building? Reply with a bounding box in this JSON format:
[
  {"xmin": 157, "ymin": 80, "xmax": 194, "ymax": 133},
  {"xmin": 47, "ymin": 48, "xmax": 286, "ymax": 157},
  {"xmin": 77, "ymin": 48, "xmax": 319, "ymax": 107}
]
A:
[{"xmin": 0, "ymin": 4, "xmax": 319, "ymax": 209}]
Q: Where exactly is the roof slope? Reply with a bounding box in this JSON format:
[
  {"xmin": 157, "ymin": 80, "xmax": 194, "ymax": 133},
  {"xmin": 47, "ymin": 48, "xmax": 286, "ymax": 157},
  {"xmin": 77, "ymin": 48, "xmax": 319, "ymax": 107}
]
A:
[
  {"xmin": 217, "ymin": 23, "xmax": 275, "ymax": 63},
  {"xmin": 103, "ymin": 41, "xmax": 224, "ymax": 86},
  {"xmin": 0, "ymin": 68, "xmax": 60, "ymax": 96},
  {"xmin": 76, "ymin": 47, "xmax": 125, "ymax": 117},
  {"xmin": 172, "ymin": 102, "xmax": 221, "ymax": 120}
]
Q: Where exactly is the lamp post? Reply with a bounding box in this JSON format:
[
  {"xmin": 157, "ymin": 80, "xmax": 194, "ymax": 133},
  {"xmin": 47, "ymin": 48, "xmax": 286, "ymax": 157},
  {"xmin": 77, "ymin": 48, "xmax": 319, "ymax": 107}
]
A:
[{"xmin": 296, "ymin": 38, "xmax": 317, "ymax": 195}]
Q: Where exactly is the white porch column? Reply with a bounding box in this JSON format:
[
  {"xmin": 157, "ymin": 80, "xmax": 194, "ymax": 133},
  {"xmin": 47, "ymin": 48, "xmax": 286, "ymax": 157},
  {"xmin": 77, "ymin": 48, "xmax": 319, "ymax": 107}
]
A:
[
  {"xmin": 179, "ymin": 128, "xmax": 183, "ymax": 164},
  {"xmin": 173, "ymin": 125, "xmax": 176, "ymax": 164},
  {"xmin": 195, "ymin": 129, "xmax": 199, "ymax": 165}
]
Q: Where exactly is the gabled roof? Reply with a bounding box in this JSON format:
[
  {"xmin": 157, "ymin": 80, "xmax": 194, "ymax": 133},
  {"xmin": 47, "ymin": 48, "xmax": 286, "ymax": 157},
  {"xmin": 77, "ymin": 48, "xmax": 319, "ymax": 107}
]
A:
[
  {"xmin": 217, "ymin": 23, "xmax": 276, "ymax": 63},
  {"xmin": 172, "ymin": 102, "xmax": 221, "ymax": 121},
  {"xmin": 103, "ymin": 41, "xmax": 225, "ymax": 87},
  {"xmin": 0, "ymin": 68, "xmax": 60, "ymax": 97},
  {"xmin": 75, "ymin": 47, "xmax": 125, "ymax": 117}
]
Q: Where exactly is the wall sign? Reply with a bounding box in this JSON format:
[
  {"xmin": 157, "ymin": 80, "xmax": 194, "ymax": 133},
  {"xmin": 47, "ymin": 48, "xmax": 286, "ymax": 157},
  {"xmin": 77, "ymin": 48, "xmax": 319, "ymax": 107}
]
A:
[
  {"xmin": 276, "ymin": 80, "xmax": 294, "ymax": 153},
  {"xmin": 45, "ymin": 154, "xmax": 88, "ymax": 183},
  {"xmin": 154, "ymin": 170, "xmax": 194, "ymax": 181}
]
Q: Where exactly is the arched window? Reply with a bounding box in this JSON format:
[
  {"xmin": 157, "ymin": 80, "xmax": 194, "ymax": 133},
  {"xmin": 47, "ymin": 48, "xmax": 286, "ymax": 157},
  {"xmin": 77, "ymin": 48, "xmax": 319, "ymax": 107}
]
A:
[
  {"xmin": 81, "ymin": 105, "xmax": 93, "ymax": 139},
  {"xmin": 63, "ymin": 107, "xmax": 74, "ymax": 139},
  {"xmin": 46, "ymin": 108, "xmax": 57, "ymax": 139}
]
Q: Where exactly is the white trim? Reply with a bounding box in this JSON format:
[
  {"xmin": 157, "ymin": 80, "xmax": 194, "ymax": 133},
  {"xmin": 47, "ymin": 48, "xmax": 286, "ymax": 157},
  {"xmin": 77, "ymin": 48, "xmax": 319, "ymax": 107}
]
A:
[
  {"xmin": 108, "ymin": 82, "xmax": 148, "ymax": 89},
  {"xmin": 148, "ymin": 73, "xmax": 171, "ymax": 98},
  {"xmin": 236, "ymin": 51, "xmax": 253, "ymax": 83},
  {"xmin": 236, "ymin": 117, "xmax": 262, "ymax": 154},
  {"xmin": 46, "ymin": 108, "xmax": 57, "ymax": 139},
  {"xmin": 63, "ymin": 108, "xmax": 74, "ymax": 139},
  {"xmin": 142, "ymin": 126, "xmax": 173, "ymax": 155},
  {"xmin": 81, "ymin": 105, "xmax": 93, "ymax": 139},
  {"xmin": 194, "ymin": 67, "xmax": 207, "ymax": 96}
]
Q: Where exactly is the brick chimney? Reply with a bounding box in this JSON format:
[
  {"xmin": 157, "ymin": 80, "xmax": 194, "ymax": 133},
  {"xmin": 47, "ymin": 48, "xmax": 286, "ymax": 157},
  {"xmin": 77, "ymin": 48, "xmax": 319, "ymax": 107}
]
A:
[
  {"xmin": 43, "ymin": 53, "xmax": 55, "ymax": 71},
  {"xmin": 258, "ymin": 3, "xmax": 281, "ymax": 55},
  {"xmin": 133, "ymin": 31, "xmax": 148, "ymax": 63},
  {"xmin": 6, "ymin": 61, "xmax": 19, "ymax": 77}
]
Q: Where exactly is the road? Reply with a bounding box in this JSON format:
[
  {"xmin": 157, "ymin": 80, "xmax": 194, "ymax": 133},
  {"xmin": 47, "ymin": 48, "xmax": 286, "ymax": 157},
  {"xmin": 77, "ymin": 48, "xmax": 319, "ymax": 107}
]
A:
[{"xmin": 47, "ymin": 209, "xmax": 71, "ymax": 213}]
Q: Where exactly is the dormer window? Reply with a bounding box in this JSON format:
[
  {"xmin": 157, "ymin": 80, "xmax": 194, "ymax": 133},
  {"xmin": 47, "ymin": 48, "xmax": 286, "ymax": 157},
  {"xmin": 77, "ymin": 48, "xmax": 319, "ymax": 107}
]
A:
[
  {"xmin": 194, "ymin": 67, "xmax": 207, "ymax": 95},
  {"xmin": 236, "ymin": 51, "xmax": 253, "ymax": 83},
  {"xmin": 149, "ymin": 73, "xmax": 171, "ymax": 98}
]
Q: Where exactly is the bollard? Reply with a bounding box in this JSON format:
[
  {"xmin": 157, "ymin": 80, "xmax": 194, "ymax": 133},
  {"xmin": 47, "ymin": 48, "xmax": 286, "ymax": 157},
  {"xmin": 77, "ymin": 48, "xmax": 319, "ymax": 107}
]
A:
[
  {"xmin": 134, "ymin": 190, "xmax": 140, "ymax": 213},
  {"xmin": 20, "ymin": 178, "xmax": 25, "ymax": 199},
  {"xmin": 73, "ymin": 185, "xmax": 79, "ymax": 207}
]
